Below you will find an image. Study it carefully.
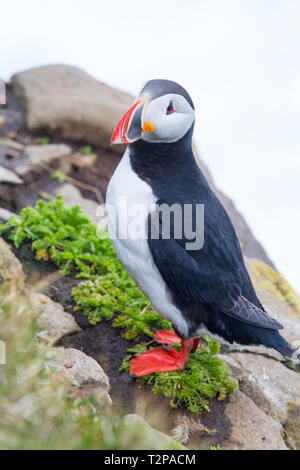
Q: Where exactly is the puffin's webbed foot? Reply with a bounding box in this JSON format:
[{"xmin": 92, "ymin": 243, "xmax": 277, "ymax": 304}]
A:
[
  {"xmin": 152, "ymin": 329, "xmax": 181, "ymax": 345},
  {"xmin": 130, "ymin": 338, "xmax": 195, "ymax": 377}
]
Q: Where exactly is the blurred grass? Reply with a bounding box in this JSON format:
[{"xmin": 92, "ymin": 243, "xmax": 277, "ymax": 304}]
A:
[{"xmin": 0, "ymin": 285, "xmax": 182, "ymax": 450}]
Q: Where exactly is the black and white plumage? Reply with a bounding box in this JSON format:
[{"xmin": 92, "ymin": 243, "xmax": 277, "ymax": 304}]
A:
[{"xmin": 108, "ymin": 79, "xmax": 297, "ymax": 374}]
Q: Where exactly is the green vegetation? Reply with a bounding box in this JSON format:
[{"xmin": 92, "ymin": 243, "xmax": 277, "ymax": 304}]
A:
[
  {"xmin": 0, "ymin": 196, "xmax": 169, "ymax": 338},
  {"xmin": 121, "ymin": 337, "xmax": 236, "ymax": 414},
  {"xmin": 34, "ymin": 136, "xmax": 51, "ymax": 145},
  {"xmin": 0, "ymin": 288, "xmax": 181, "ymax": 450},
  {"xmin": 247, "ymin": 258, "xmax": 300, "ymax": 316},
  {"xmin": 79, "ymin": 145, "xmax": 93, "ymax": 155},
  {"xmin": 0, "ymin": 196, "xmax": 237, "ymax": 414},
  {"xmin": 73, "ymin": 278, "xmax": 170, "ymax": 338},
  {"xmin": 50, "ymin": 169, "xmax": 65, "ymax": 183}
]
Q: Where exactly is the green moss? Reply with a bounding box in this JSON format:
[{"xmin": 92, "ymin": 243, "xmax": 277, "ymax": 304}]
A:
[
  {"xmin": 34, "ymin": 136, "xmax": 51, "ymax": 145},
  {"xmin": 247, "ymin": 258, "xmax": 300, "ymax": 316},
  {"xmin": 121, "ymin": 337, "xmax": 237, "ymax": 414},
  {"xmin": 0, "ymin": 196, "xmax": 170, "ymax": 338},
  {"xmin": 72, "ymin": 278, "xmax": 170, "ymax": 338},
  {"xmin": 50, "ymin": 169, "xmax": 65, "ymax": 183},
  {"xmin": 0, "ymin": 196, "xmax": 237, "ymax": 414},
  {"xmin": 0, "ymin": 196, "xmax": 114, "ymax": 278},
  {"xmin": 79, "ymin": 145, "xmax": 93, "ymax": 155}
]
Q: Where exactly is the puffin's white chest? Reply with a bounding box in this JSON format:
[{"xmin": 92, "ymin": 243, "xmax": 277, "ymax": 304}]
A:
[
  {"xmin": 106, "ymin": 149, "xmax": 156, "ymax": 264},
  {"xmin": 106, "ymin": 149, "xmax": 189, "ymax": 337}
]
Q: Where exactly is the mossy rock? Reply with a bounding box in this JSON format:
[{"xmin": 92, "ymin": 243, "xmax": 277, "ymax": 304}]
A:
[{"xmin": 246, "ymin": 257, "xmax": 300, "ymax": 317}]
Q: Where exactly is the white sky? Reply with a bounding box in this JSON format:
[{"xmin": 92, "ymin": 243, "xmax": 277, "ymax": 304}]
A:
[{"xmin": 1, "ymin": 0, "xmax": 299, "ymax": 293}]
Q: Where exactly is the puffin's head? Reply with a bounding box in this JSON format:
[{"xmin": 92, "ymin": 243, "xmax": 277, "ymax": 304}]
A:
[{"xmin": 111, "ymin": 79, "xmax": 195, "ymax": 145}]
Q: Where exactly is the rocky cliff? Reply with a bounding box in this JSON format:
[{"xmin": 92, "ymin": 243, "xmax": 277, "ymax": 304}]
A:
[{"xmin": 0, "ymin": 65, "xmax": 299, "ymax": 450}]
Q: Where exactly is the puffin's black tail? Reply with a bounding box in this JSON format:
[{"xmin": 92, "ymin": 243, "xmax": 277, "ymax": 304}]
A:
[
  {"xmin": 270, "ymin": 331, "xmax": 299, "ymax": 361},
  {"xmin": 199, "ymin": 305, "xmax": 300, "ymax": 361},
  {"xmin": 241, "ymin": 326, "xmax": 299, "ymax": 361}
]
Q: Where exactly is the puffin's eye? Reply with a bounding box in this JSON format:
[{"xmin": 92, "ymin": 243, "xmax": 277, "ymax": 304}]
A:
[{"xmin": 166, "ymin": 101, "xmax": 175, "ymax": 114}]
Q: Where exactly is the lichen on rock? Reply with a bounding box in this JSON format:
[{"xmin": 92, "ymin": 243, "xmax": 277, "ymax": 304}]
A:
[{"xmin": 246, "ymin": 257, "xmax": 300, "ymax": 316}]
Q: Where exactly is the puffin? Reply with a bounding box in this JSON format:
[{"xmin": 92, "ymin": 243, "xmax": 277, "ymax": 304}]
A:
[{"xmin": 107, "ymin": 79, "xmax": 298, "ymax": 377}]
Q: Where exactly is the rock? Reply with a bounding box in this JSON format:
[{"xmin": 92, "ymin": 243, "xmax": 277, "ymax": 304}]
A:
[
  {"xmin": 224, "ymin": 389, "xmax": 288, "ymax": 450},
  {"xmin": 46, "ymin": 347, "xmax": 111, "ymax": 406},
  {"xmin": 0, "ymin": 165, "xmax": 23, "ymax": 184},
  {"xmin": 25, "ymin": 143, "xmax": 72, "ymax": 165},
  {"xmin": 123, "ymin": 414, "xmax": 185, "ymax": 450},
  {"xmin": 0, "ymin": 238, "xmax": 25, "ymax": 290},
  {"xmin": 220, "ymin": 353, "xmax": 300, "ymax": 424},
  {"xmin": 285, "ymin": 404, "xmax": 300, "ymax": 449},
  {"xmin": 0, "ymin": 138, "xmax": 24, "ymax": 152},
  {"xmin": 246, "ymin": 257, "xmax": 300, "ymax": 317},
  {"xmin": 0, "ymin": 207, "xmax": 13, "ymax": 221},
  {"xmin": 11, "ymin": 65, "xmax": 133, "ymax": 154},
  {"xmin": 0, "ymin": 140, "xmax": 73, "ymax": 183},
  {"xmin": 218, "ymin": 254, "xmax": 300, "ymax": 449},
  {"xmin": 255, "ymin": 289, "xmax": 300, "ymax": 346},
  {"xmin": 243, "ymin": 257, "xmax": 300, "ymax": 347},
  {"xmin": 58, "ymin": 183, "xmax": 101, "ymax": 225},
  {"xmin": 0, "ymin": 84, "xmax": 26, "ymax": 135},
  {"xmin": 69, "ymin": 152, "xmax": 97, "ymax": 168},
  {"xmin": 31, "ymin": 293, "xmax": 81, "ymax": 346}
]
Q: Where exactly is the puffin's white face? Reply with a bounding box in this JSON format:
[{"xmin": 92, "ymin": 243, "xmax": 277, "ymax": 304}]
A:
[
  {"xmin": 142, "ymin": 93, "xmax": 195, "ymax": 143},
  {"xmin": 111, "ymin": 79, "xmax": 195, "ymax": 146}
]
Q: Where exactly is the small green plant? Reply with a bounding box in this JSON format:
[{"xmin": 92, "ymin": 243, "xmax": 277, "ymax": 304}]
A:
[
  {"xmin": 0, "ymin": 196, "xmax": 237, "ymax": 414},
  {"xmin": 210, "ymin": 445, "xmax": 221, "ymax": 450},
  {"xmin": 34, "ymin": 136, "xmax": 51, "ymax": 145},
  {"xmin": 79, "ymin": 145, "xmax": 93, "ymax": 155},
  {"xmin": 1, "ymin": 196, "xmax": 110, "ymax": 276},
  {"xmin": 50, "ymin": 169, "xmax": 65, "ymax": 183},
  {"xmin": 73, "ymin": 278, "xmax": 170, "ymax": 337},
  {"xmin": 0, "ymin": 196, "xmax": 170, "ymax": 337},
  {"xmin": 121, "ymin": 337, "xmax": 236, "ymax": 414}
]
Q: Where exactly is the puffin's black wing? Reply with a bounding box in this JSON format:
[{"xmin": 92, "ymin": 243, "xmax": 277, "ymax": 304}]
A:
[{"xmin": 148, "ymin": 204, "xmax": 283, "ymax": 331}]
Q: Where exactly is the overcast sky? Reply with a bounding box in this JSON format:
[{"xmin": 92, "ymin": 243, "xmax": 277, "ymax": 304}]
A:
[{"xmin": 1, "ymin": 0, "xmax": 299, "ymax": 292}]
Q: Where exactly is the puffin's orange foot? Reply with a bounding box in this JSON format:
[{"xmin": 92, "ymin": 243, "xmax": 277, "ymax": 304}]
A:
[
  {"xmin": 130, "ymin": 339, "xmax": 194, "ymax": 377},
  {"xmin": 130, "ymin": 346, "xmax": 183, "ymax": 377},
  {"xmin": 153, "ymin": 329, "xmax": 181, "ymax": 345}
]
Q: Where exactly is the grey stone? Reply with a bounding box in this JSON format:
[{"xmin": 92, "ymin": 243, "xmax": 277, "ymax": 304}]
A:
[
  {"xmin": 11, "ymin": 65, "xmax": 132, "ymax": 154},
  {"xmin": 220, "ymin": 353, "xmax": 300, "ymax": 424},
  {"xmin": 25, "ymin": 143, "xmax": 72, "ymax": 165},
  {"xmin": 0, "ymin": 238, "xmax": 25, "ymax": 291},
  {"xmin": 69, "ymin": 152, "xmax": 97, "ymax": 168},
  {"xmin": 0, "ymin": 165, "xmax": 23, "ymax": 184},
  {"xmin": 123, "ymin": 414, "xmax": 185, "ymax": 450},
  {"xmin": 31, "ymin": 293, "xmax": 81, "ymax": 346},
  {"xmin": 224, "ymin": 389, "xmax": 288, "ymax": 450},
  {"xmin": 0, "ymin": 207, "xmax": 13, "ymax": 221},
  {"xmin": 46, "ymin": 347, "xmax": 111, "ymax": 406}
]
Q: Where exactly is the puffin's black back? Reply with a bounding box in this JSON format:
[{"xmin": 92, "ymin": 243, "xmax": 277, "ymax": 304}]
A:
[
  {"xmin": 129, "ymin": 126, "xmax": 261, "ymax": 312},
  {"xmin": 129, "ymin": 128, "xmax": 296, "ymax": 357}
]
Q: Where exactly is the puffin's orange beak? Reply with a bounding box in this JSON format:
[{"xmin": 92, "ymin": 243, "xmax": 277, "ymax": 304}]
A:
[{"xmin": 111, "ymin": 96, "xmax": 154, "ymax": 145}]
